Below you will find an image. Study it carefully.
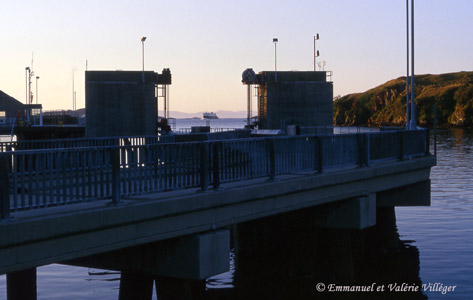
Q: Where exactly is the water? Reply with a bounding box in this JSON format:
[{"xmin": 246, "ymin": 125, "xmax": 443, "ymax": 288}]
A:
[
  {"xmin": 1, "ymin": 125, "xmax": 472, "ymax": 299},
  {"xmin": 396, "ymin": 128, "xmax": 473, "ymax": 299}
]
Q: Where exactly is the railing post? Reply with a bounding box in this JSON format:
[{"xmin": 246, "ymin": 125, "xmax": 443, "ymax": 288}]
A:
[
  {"xmin": 425, "ymin": 129, "xmax": 430, "ymax": 156},
  {"xmin": 200, "ymin": 143, "xmax": 209, "ymax": 191},
  {"xmin": 212, "ymin": 142, "xmax": 221, "ymax": 190},
  {"xmin": 316, "ymin": 136, "xmax": 323, "ymax": 173},
  {"xmin": 358, "ymin": 133, "xmax": 370, "ymax": 167},
  {"xmin": 357, "ymin": 134, "xmax": 363, "ymax": 167},
  {"xmin": 268, "ymin": 139, "xmax": 276, "ymax": 181},
  {"xmin": 398, "ymin": 131, "xmax": 404, "ymax": 161},
  {"xmin": 0, "ymin": 153, "xmax": 11, "ymax": 219},
  {"xmin": 111, "ymin": 147, "xmax": 121, "ymax": 204}
]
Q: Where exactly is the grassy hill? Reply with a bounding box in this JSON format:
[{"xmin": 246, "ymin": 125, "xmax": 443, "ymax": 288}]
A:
[{"xmin": 333, "ymin": 71, "xmax": 473, "ymax": 127}]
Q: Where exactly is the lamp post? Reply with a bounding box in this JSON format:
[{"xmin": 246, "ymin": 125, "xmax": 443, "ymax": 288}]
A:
[
  {"xmin": 25, "ymin": 67, "xmax": 30, "ymax": 104},
  {"xmin": 409, "ymin": 0, "xmax": 416, "ymax": 130},
  {"xmin": 273, "ymin": 38, "xmax": 278, "ymax": 72},
  {"xmin": 314, "ymin": 33, "xmax": 319, "ymax": 71},
  {"xmin": 406, "ymin": 0, "xmax": 410, "ymax": 129},
  {"xmin": 35, "ymin": 76, "xmax": 40, "ymax": 104},
  {"xmin": 28, "ymin": 70, "xmax": 34, "ymax": 104},
  {"xmin": 273, "ymin": 38, "xmax": 278, "ymax": 81},
  {"xmin": 141, "ymin": 36, "xmax": 147, "ymax": 82}
]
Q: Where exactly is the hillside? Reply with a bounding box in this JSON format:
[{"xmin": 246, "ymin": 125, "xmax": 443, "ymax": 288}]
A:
[{"xmin": 333, "ymin": 71, "xmax": 473, "ymax": 127}]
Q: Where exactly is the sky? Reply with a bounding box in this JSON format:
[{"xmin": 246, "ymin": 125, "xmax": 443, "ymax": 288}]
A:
[{"xmin": 1, "ymin": 0, "xmax": 472, "ymax": 115}]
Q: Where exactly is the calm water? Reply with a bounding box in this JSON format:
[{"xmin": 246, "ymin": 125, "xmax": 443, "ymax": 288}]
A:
[
  {"xmin": 396, "ymin": 128, "xmax": 473, "ymax": 299},
  {"xmin": 1, "ymin": 123, "xmax": 472, "ymax": 299}
]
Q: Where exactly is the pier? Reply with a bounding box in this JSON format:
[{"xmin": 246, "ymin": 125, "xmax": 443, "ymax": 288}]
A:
[{"xmin": 0, "ymin": 129, "xmax": 435, "ymax": 299}]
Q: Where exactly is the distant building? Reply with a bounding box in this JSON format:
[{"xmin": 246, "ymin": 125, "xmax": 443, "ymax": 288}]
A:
[
  {"xmin": 0, "ymin": 90, "xmax": 24, "ymax": 120},
  {"xmin": 242, "ymin": 71, "xmax": 333, "ymax": 132},
  {"xmin": 85, "ymin": 70, "xmax": 171, "ymax": 137}
]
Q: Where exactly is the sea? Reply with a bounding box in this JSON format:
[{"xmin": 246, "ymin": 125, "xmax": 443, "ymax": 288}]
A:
[{"xmin": 0, "ymin": 119, "xmax": 472, "ymax": 299}]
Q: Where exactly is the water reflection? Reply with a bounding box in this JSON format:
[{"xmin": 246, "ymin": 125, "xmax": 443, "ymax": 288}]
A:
[{"xmin": 207, "ymin": 208, "xmax": 427, "ymax": 300}]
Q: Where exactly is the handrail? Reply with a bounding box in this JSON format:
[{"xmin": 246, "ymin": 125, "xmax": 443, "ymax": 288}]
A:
[
  {"xmin": 0, "ymin": 129, "xmax": 430, "ymax": 218},
  {"xmin": 0, "ymin": 135, "xmax": 175, "ymax": 152}
]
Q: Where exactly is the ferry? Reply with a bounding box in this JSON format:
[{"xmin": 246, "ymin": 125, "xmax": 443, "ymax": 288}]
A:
[{"xmin": 202, "ymin": 112, "xmax": 218, "ymax": 119}]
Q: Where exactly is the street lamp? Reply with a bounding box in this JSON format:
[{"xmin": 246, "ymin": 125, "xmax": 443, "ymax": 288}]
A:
[
  {"xmin": 36, "ymin": 76, "xmax": 40, "ymax": 104},
  {"xmin": 314, "ymin": 33, "xmax": 320, "ymax": 71},
  {"xmin": 141, "ymin": 37, "xmax": 147, "ymax": 81},
  {"xmin": 273, "ymin": 38, "xmax": 278, "ymax": 72},
  {"xmin": 409, "ymin": 0, "xmax": 416, "ymax": 130},
  {"xmin": 273, "ymin": 38, "xmax": 278, "ymax": 82},
  {"xmin": 25, "ymin": 67, "xmax": 30, "ymax": 104},
  {"xmin": 405, "ymin": 0, "xmax": 416, "ymax": 129}
]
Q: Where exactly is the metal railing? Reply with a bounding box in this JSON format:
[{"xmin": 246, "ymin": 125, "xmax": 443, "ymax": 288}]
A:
[
  {"xmin": 0, "ymin": 129, "xmax": 430, "ymax": 219},
  {"xmin": 0, "ymin": 135, "xmax": 175, "ymax": 152},
  {"xmin": 175, "ymin": 127, "xmax": 240, "ymax": 134}
]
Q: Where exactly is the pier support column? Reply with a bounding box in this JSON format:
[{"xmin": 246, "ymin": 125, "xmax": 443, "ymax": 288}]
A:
[
  {"xmin": 311, "ymin": 195, "xmax": 377, "ymax": 230},
  {"xmin": 155, "ymin": 276, "xmax": 205, "ymax": 300},
  {"xmin": 6, "ymin": 268, "xmax": 37, "ymax": 300},
  {"xmin": 118, "ymin": 270, "xmax": 153, "ymax": 300}
]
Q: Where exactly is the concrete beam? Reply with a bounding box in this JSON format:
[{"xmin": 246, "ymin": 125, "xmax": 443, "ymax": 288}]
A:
[
  {"xmin": 312, "ymin": 195, "xmax": 377, "ymax": 230},
  {"xmin": 149, "ymin": 230, "xmax": 230, "ymax": 280},
  {"xmin": 377, "ymin": 180, "xmax": 431, "ymax": 207},
  {"xmin": 64, "ymin": 230, "xmax": 230, "ymax": 281}
]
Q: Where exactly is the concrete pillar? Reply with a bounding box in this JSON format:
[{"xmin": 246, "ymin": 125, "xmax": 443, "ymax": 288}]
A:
[
  {"xmin": 118, "ymin": 270, "xmax": 153, "ymax": 300},
  {"xmin": 373, "ymin": 206, "xmax": 401, "ymax": 252},
  {"xmin": 234, "ymin": 215, "xmax": 334, "ymax": 298},
  {"xmin": 6, "ymin": 268, "xmax": 37, "ymax": 300},
  {"xmin": 314, "ymin": 228, "xmax": 356, "ymax": 284},
  {"xmin": 311, "ymin": 195, "xmax": 377, "ymax": 230},
  {"xmin": 155, "ymin": 276, "xmax": 205, "ymax": 300}
]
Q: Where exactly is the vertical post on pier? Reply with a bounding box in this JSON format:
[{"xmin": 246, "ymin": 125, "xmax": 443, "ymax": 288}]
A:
[
  {"xmin": 7, "ymin": 268, "xmax": 37, "ymax": 300},
  {"xmin": 357, "ymin": 134, "xmax": 368, "ymax": 167},
  {"xmin": 200, "ymin": 143, "xmax": 209, "ymax": 191},
  {"xmin": 364, "ymin": 133, "xmax": 370, "ymax": 167},
  {"xmin": 111, "ymin": 147, "xmax": 121, "ymax": 204},
  {"xmin": 398, "ymin": 131, "xmax": 404, "ymax": 161},
  {"xmin": 424, "ymin": 129, "xmax": 430, "ymax": 156},
  {"xmin": 268, "ymin": 139, "xmax": 276, "ymax": 181},
  {"xmin": 0, "ymin": 153, "xmax": 10, "ymax": 219},
  {"xmin": 315, "ymin": 136, "xmax": 323, "ymax": 173},
  {"xmin": 212, "ymin": 142, "xmax": 221, "ymax": 190}
]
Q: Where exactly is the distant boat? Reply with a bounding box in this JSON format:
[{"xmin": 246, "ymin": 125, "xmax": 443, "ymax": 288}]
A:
[{"xmin": 203, "ymin": 112, "xmax": 218, "ymax": 119}]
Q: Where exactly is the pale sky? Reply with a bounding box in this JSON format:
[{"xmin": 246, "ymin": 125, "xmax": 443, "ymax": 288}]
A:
[{"xmin": 1, "ymin": 0, "xmax": 472, "ymax": 114}]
